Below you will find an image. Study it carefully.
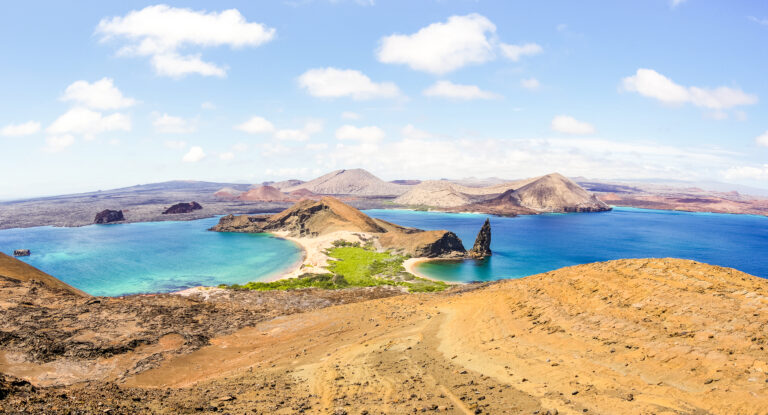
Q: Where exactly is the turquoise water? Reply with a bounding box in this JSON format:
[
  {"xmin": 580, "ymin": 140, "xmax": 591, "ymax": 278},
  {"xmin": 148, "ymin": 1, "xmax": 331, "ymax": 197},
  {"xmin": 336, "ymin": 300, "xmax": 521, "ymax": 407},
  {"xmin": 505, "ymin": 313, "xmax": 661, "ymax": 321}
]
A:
[
  {"xmin": 364, "ymin": 207, "xmax": 768, "ymax": 282},
  {"xmin": 0, "ymin": 217, "xmax": 301, "ymax": 296}
]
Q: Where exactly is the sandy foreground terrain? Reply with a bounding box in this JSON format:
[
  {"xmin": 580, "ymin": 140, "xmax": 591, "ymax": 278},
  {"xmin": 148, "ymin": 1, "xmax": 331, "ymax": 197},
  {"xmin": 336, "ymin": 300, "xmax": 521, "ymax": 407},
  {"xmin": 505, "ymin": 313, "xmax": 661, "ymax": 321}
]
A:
[{"xmin": 2, "ymin": 258, "xmax": 767, "ymax": 414}]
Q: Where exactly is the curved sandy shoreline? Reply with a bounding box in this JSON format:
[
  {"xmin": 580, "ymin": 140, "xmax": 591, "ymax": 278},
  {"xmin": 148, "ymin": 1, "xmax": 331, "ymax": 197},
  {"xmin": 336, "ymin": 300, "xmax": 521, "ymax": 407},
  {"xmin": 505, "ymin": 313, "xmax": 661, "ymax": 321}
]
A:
[{"xmin": 403, "ymin": 257, "xmax": 461, "ymax": 285}]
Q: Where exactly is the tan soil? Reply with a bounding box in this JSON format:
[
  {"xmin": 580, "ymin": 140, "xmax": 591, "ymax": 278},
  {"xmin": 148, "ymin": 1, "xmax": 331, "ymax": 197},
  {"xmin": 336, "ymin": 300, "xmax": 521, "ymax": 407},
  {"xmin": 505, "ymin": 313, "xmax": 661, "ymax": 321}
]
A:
[{"xmin": 3, "ymin": 258, "xmax": 766, "ymax": 414}]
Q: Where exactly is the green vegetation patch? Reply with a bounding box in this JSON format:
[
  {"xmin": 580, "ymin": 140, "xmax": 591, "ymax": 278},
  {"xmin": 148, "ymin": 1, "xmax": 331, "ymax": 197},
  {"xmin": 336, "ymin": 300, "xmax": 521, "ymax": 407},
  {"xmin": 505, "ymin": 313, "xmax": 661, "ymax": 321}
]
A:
[{"xmin": 221, "ymin": 242, "xmax": 447, "ymax": 293}]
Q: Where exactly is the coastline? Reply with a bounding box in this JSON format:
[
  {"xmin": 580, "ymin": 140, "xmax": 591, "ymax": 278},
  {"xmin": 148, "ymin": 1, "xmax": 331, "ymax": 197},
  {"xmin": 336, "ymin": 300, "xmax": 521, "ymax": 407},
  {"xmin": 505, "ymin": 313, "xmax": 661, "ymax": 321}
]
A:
[{"xmin": 403, "ymin": 257, "xmax": 461, "ymax": 285}]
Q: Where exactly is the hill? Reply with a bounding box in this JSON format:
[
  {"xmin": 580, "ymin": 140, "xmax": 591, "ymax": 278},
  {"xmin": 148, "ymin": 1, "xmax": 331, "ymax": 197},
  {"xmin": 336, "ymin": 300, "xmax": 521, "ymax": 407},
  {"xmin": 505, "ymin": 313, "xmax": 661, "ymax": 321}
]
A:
[
  {"xmin": 211, "ymin": 196, "xmax": 466, "ymax": 258},
  {"xmin": 457, "ymin": 173, "xmax": 611, "ymax": 215},
  {"xmin": 284, "ymin": 169, "xmax": 410, "ymax": 196},
  {"xmin": 4, "ymin": 258, "xmax": 766, "ymax": 413},
  {"xmin": 237, "ymin": 185, "xmax": 288, "ymax": 202},
  {"xmin": 0, "ymin": 252, "xmax": 87, "ymax": 296}
]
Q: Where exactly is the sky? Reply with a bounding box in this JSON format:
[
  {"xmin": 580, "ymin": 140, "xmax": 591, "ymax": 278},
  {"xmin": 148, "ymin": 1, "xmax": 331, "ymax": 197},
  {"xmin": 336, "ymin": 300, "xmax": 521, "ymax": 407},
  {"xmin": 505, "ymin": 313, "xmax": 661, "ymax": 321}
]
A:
[{"xmin": 1, "ymin": 0, "xmax": 767, "ymax": 198}]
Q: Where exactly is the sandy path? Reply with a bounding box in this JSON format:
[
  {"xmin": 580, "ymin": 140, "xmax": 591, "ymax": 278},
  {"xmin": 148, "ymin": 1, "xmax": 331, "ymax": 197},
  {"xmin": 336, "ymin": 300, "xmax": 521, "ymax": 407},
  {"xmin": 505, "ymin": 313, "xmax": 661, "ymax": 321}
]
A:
[{"xmin": 124, "ymin": 258, "xmax": 768, "ymax": 414}]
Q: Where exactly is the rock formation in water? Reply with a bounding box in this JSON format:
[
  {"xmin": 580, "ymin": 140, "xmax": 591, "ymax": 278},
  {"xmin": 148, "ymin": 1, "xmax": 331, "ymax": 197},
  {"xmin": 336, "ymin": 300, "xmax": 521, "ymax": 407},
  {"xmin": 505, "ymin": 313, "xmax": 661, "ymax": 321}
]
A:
[
  {"xmin": 212, "ymin": 196, "xmax": 466, "ymax": 258},
  {"xmin": 13, "ymin": 249, "xmax": 30, "ymax": 257},
  {"xmin": 468, "ymin": 218, "xmax": 492, "ymax": 258},
  {"xmin": 162, "ymin": 202, "xmax": 203, "ymax": 214},
  {"xmin": 94, "ymin": 209, "xmax": 124, "ymax": 224}
]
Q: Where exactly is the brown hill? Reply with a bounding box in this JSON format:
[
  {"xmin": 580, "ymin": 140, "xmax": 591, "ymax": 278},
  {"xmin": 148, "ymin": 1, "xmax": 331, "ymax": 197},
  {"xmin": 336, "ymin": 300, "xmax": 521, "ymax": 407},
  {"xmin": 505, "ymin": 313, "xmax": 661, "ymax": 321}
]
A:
[
  {"xmin": 237, "ymin": 185, "xmax": 288, "ymax": 202},
  {"xmin": 212, "ymin": 197, "xmax": 466, "ymax": 258},
  {"xmin": 213, "ymin": 187, "xmax": 243, "ymax": 200},
  {"xmin": 8, "ymin": 258, "xmax": 764, "ymax": 413},
  {"xmin": 458, "ymin": 173, "xmax": 610, "ymax": 215},
  {"xmin": 394, "ymin": 177, "xmax": 543, "ymax": 208},
  {"xmin": 284, "ymin": 169, "xmax": 410, "ymax": 196},
  {"xmin": 0, "ymin": 252, "xmax": 87, "ymax": 296}
]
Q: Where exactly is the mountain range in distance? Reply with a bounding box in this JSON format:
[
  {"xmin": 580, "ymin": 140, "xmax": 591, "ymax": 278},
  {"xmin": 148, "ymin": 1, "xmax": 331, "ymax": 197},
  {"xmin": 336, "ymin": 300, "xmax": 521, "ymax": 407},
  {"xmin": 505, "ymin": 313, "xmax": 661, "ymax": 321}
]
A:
[{"xmin": 2, "ymin": 168, "xmax": 767, "ymax": 230}]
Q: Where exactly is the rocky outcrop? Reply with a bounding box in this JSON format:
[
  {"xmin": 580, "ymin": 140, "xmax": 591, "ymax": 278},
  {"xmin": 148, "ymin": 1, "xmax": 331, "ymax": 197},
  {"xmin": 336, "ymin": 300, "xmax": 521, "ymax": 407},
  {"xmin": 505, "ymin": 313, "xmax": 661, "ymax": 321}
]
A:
[
  {"xmin": 468, "ymin": 218, "xmax": 491, "ymax": 258},
  {"xmin": 212, "ymin": 197, "xmax": 467, "ymax": 258},
  {"xmin": 162, "ymin": 202, "xmax": 203, "ymax": 214},
  {"xmin": 13, "ymin": 249, "xmax": 30, "ymax": 257},
  {"xmin": 94, "ymin": 209, "xmax": 124, "ymax": 224}
]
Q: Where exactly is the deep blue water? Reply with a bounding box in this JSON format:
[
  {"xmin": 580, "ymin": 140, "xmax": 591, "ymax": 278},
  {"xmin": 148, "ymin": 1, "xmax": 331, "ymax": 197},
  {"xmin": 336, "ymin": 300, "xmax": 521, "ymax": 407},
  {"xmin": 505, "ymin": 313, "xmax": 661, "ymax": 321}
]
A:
[
  {"xmin": 364, "ymin": 207, "xmax": 768, "ymax": 282},
  {"xmin": 0, "ymin": 217, "xmax": 301, "ymax": 296}
]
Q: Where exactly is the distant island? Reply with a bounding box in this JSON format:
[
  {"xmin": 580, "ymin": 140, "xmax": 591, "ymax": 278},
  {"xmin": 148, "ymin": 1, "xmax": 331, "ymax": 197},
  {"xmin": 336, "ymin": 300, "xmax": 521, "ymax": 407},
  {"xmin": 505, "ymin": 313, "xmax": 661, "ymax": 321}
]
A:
[{"xmin": 1, "ymin": 168, "xmax": 765, "ymax": 230}]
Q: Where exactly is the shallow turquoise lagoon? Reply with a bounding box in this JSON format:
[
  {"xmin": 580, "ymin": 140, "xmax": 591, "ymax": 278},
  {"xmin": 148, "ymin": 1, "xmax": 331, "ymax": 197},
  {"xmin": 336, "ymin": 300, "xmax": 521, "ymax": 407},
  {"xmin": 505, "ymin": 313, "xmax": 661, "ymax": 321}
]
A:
[
  {"xmin": 0, "ymin": 217, "xmax": 301, "ymax": 296},
  {"xmin": 364, "ymin": 207, "xmax": 768, "ymax": 282}
]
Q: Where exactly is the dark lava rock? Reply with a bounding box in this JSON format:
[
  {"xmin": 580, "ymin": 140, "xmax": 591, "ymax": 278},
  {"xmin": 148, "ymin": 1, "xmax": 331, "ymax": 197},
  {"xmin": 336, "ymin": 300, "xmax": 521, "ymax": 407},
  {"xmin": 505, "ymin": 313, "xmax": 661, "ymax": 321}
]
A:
[
  {"xmin": 163, "ymin": 201, "xmax": 203, "ymax": 214},
  {"xmin": 94, "ymin": 209, "xmax": 124, "ymax": 224},
  {"xmin": 468, "ymin": 218, "xmax": 491, "ymax": 259},
  {"xmin": 13, "ymin": 249, "xmax": 30, "ymax": 257}
]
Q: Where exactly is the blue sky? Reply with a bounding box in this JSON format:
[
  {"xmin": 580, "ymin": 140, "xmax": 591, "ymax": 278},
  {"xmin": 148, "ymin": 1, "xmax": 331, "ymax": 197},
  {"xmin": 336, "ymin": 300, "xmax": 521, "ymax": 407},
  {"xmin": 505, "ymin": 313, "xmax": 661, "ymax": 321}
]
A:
[{"xmin": 1, "ymin": 0, "xmax": 767, "ymax": 198}]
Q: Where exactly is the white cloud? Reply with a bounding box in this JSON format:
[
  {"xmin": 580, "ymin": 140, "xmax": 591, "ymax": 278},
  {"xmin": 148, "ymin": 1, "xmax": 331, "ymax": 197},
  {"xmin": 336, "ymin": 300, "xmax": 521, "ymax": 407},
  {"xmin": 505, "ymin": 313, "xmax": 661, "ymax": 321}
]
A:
[
  {"xmin": 551, "ymin": 115, "xmax": 595, "ymax": 135},
  {"xmin": 151, "ymin": 53, "xmax": 226, "ymax": 78},
  {"xmin": 235, "ymin": 116, "xmax": 275, "ymax": 134},
  {"xmin": 182, "ymin": 146, "xmax": 206, "ymax": 162},
  {"xmin": 152, "ymin": 113, "xmax": 197, "ymax": 133},
  {"xmin": 423, "ymin": 80, "xmax": 500, "ymax": 100},
  {"xmin": 341, "ymin": 111, "xmax": 360, "ymax": 120},
  {"xmin": 96, "ymin": 5, "xmax": 275, "ymax": 77},
  {"xmin": 164, "ymin": 140, "xmax": 187, "ymax": 149},
  {"xmin": 1, "ymin": 121, "xmax": 41, "ymax": 137},
  {"xmin": 232, "ymin": 142, "xmax": 249, "ymax": 152},
  {"xmin": 756, "ymin": 131, "xmax": 768, "ymax": 147},
  {"xmin": 749, "ymin": 16, "xmax": 768, "ymax": 25},
  {"xmin": 335, "ymin": 125, "xmax": 385, "ymax": 143},
  {"xmin": 499, "ymin": 43, "xmax": 543, "ymax": 62},
  {"xmin": 60, "ymin": 78, "xmax": 136, "ymax": 110},
  {"xmin": 47, "ymin": 107, "xmax": 131, "ymax": 139},
  {"xmin": 201, "ymin": 101, "xmax": 216, "ymax": 110},
  {"xmin": 298, "ymin": 67, "xmax": 400, "ymax": 100},
  {"xmin": 520, "ymin": 77, "xmax": 540, "ymax": 90},
  {"xmin": 377, "ymin": 14, "xmax": 496, "ymax": 74},
  {"xmin": 621, "ymin": 68, "xmax": 758, "ymax": 110},
  {"xmin": 276, "ymin": 120, "xmax": 323, "ymax": 142},
  {"xmin": 723, "ymin": 165, "xmax": 768, "ymax": 181},
  {"xmin": 219, "ymin": 152, "xmax": 235, "ymax": 160},
  {"xmin": 402, "ymin": 124, "xmax": 433, "ymax": 140},
  {"xmin": 43, "ymin": 135, "xmax": 75, "ymax": 153}
]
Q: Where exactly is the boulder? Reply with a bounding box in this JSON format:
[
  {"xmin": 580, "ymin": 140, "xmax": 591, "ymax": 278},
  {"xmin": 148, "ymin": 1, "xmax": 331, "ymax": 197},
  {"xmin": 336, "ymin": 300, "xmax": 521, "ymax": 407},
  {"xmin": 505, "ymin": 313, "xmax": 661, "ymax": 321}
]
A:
[
  {"xmin": 163, "ymin": 202, "xmax": 203, "ymax": 214},
  {"xmin": 94, "ymin": 209, "xmax": 124, "ymax": 224},
  {"xmin": 468, "ymin": 218, "xmax": 492, "ymax": 258}
]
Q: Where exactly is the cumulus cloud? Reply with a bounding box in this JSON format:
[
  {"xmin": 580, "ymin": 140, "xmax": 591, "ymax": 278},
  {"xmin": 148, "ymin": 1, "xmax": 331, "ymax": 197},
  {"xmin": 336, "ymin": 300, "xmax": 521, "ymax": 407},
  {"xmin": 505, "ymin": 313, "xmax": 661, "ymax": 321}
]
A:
[
  {"xmin": 234, "ymin": 116, "xmax": 275, "ymax": 134},
  {"xmin": 275, "ymin": 120, "xmax": 323, "ymax": 142},
  {"xmin": 520, "ymin": 77, "xmax": 540, "ymax": 90},
  {"xmin": 335, "ymin": 125, "xmax": 385, "ymax": 143},
  {"xmin": 723, "ymin": 165, "xmax": 768, "ymax": 181},
  {"xmin": 182, "ymin": 146, "xmax": 206, "ymax": 162},
  {"xmin": 499, "ymin": 43, "xmax": 543, "ymax": 62},
  {"xmin": 377, "ymin": 14, "xmax": 496, "ymax": 74},
  {"xmin": 219, "ymin": 152, "xmax": 235, "ymax": 160},
  {"xmin": 551, "ymin": 115, "xmax": 595, "ymax": 135},
  {"xmin": 756, "ymin": 131, "xmax": 768, "ymax": 147},
  {"xmin": 1, "ymin": 121, "xmax": 41, "ymax": 137},
  {"xmin": 47, "ymin": 107, "xmax": 131, "ymax": 139},
  {"xmin": 152, "ymin": 113, "xmax": 197, "ymax": 133},
  {"xmin": 423, "ymin": 80, "xmax": 500, "ymax": 100},
  {"xmin": 621, "ymin": 68, "xmax": 758, "ymax": 110},
  {"xmin": 61, "ymin": 78, "xmax": 136, "ymax": 110},
  {"xmin": 96, "ymin": 5, "xmax": 275, "ymax": 77},
  {"xmin": 298, "ymin": 68, "xmax": 400, "ymax": 100}
]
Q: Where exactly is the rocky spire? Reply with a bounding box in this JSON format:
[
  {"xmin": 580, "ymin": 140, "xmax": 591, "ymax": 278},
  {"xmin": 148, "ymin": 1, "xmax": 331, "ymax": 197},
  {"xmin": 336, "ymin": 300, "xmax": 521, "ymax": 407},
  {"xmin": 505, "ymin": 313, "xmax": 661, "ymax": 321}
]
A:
[{"xmin": 468, "ymin": 218, "xmax": 492, "ymax": 258}]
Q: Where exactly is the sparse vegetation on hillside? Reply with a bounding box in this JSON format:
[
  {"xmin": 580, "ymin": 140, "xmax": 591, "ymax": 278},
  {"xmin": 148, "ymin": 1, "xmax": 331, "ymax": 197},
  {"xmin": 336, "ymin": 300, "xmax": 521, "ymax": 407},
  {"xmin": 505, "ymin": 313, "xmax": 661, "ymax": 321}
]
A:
[{"xmin": 222, "ymin": 242, "xmax": 447, "ymax": 292}]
